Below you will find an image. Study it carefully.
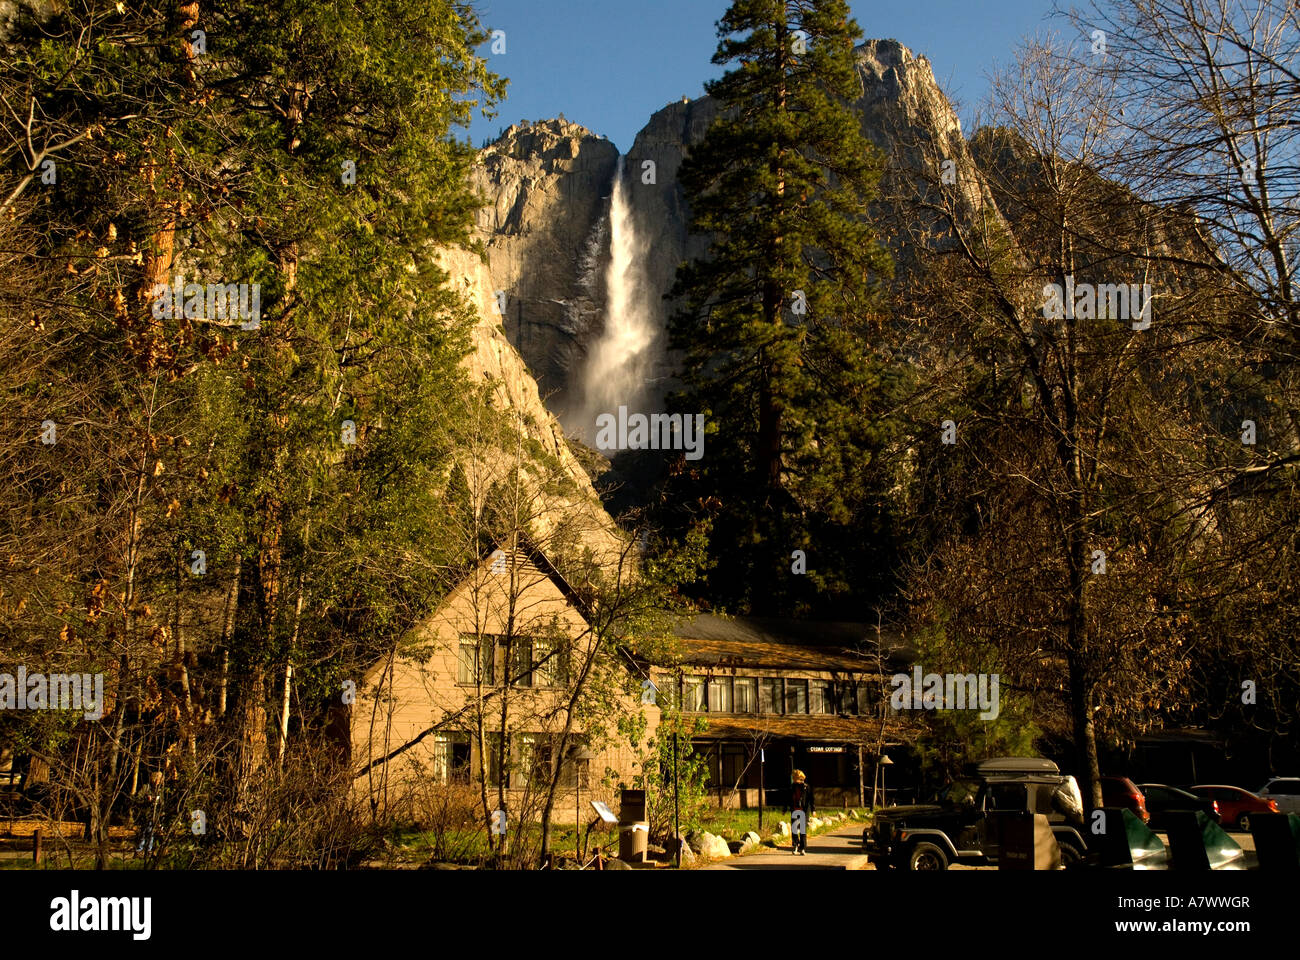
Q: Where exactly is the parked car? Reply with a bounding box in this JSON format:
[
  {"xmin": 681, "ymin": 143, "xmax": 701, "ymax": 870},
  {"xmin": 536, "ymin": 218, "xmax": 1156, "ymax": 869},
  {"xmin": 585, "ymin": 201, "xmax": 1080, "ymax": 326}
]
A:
[
  {"xmin": 862, "ymin": 757, "xmax": 1088, "ymax": 870},
  {"xmin": 1101, "ymin": 776, "xmax": 1149, "ymax": 823},
  {"xmin": 1255, "ymin": 778, "xmax": 1300, "ymax": 815},
  {"xmin": 1189, "ymin": 785, "xmax": 1277, "ymax": 830},
  {"xmin": 1139, "ymin": 783, "xmax": 1220, "ymax": 829}
]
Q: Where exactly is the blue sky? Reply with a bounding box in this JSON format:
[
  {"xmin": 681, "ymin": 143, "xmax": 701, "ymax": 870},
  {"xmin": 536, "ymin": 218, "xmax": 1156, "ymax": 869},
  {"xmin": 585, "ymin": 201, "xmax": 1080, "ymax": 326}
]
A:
[{"xmin": 466, "ymin": 0, "xmax": 1065, "ymax": 152}]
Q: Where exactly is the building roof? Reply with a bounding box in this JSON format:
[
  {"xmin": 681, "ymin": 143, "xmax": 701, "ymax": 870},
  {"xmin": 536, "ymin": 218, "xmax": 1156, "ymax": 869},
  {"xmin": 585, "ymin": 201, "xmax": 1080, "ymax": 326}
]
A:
[
  {"xmin": 688, "ymin": 712, "xmax": 924, "ymax": 744},
  {"xmin": 668, "ymin": 614, "xmax": 914, "ymax": 672}
]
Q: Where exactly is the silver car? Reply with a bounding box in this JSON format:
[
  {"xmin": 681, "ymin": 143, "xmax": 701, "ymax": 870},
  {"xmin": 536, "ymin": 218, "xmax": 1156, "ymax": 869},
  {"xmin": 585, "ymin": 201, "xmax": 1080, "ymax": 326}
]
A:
[{"xmin": 1255, "ymin": 777, "xmax": 1300, "ymax": 814}]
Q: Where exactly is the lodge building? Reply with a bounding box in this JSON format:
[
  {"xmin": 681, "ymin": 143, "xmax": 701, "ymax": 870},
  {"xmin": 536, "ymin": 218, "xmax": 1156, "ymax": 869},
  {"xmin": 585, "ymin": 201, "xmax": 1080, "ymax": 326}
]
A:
[
  {"xmin": 647, "ymin": 615, "xmax": 920, "ymax": 808},
  {"xmin": 349, "ymin": 543, "xmax": 658, "ymax": 823}
]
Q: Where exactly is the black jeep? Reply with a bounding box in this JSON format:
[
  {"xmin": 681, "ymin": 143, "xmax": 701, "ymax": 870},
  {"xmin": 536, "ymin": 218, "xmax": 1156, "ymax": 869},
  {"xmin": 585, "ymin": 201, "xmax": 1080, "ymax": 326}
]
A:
[{"xmin": 863, "ymin": 757, "xmax": 1088, "ymax": 870}]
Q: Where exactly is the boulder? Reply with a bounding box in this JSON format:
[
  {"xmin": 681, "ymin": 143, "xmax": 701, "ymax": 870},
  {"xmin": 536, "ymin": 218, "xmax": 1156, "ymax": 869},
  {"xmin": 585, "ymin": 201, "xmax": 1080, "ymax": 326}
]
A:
[
  {"xmin": 604, "ymin": 857, "xmax": 633, "ymax": 870},
  {"xmin": 744, "ymin": 831, "xmax": 762, "ymax": 846},
  {"xmin": 777, "ymin": 820, "xmax": 791, "ymax": 837},
  {"xmin": 695, "ymin": 831, "xmax": 731, "ymax": 859}
]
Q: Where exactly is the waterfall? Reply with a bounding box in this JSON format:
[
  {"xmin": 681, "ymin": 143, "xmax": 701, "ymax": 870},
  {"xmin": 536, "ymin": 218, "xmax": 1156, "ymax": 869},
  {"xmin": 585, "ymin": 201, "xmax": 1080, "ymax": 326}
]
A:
[{"xmin": 575, "ymin": 155, "xmax": 658, "ymax": 446}]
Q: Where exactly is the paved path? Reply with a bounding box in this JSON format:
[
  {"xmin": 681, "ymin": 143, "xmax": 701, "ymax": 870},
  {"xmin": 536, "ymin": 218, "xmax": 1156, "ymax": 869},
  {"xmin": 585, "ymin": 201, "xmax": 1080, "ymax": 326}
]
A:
[{"xmin": 700, "ymin": 824, "xmax": 870, "ymax": 870}]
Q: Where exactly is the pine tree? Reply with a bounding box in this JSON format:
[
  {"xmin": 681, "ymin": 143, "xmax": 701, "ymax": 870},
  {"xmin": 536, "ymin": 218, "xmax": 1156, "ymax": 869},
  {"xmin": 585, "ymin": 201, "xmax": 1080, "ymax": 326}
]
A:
[
  {"xmin": 0, "ymin": 0, "xmax": 505, "ymax": 856},
  {"xmin": 666, "ymin": 0, "xmax": 897, "ymax": 616}
]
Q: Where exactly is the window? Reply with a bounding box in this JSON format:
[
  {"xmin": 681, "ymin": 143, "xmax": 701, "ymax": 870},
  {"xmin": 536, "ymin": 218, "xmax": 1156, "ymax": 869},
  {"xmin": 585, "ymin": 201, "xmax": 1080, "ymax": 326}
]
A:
[
  {"xmin": 533, "ymin": 640, "xmax": 552, "ymax": 686},
  {"xmin": 486, "ymin": 733, "xmax": 506, "ymax": 787},
  {"xmin": 518, "ymin": 733, "xmax": 551, "ymax": 786},
  {"xmin": 856, "ymin": 685, "xmax": 871, "ymax": 717},
  {"xmin": 1029, "ymin": 783, "xmax": 1056, "ymax": 816},
  {"xmin": 533, "ymin": 640, "xmax": 568, "ymax": 687},
  {"xmin": 509, "ymin": 639, "xmax": 533, "ymax": 687},
  {"xmin": 759, "ymin": 678, "xmax": 783, "ymax": 714},
  {"xmin": 734, "ymin": 678, "xmax": 757, "ymax": 714},
  {"xmin": 562, "ymin": 738, "xmax": 591, "ymax": 789},
  {"xmin": 810, "ymin": 681, "xmax": 831, "ymax": 715},
  {"xmin": 684, "ymin": 676, "xmax": 706, "ymax": 712},
  {"xmin": 785, "ymin": 679, "xmax": 808, "ymax": 715},
  {"xmin": 987, "ymin": 782, "xmax": 1027, "ymax": 811},
  {"xmin": 432, "ymin": 734, "xmax": 470, "ymax": 783},
  {"xmin": 657, "ymin": 678, "xmax": 680, "ymax": 710},
  {"xmin": 708, "ymin": 676, "xmax": 732, "ymax": 713},
  {"xmin": 458, "ymin": 636, "xmax": 494, "ymax": 684},
  {"xmin": 721, "ymin": 746, "xmax": 746, "ymax": 788},
  {"xmin": 839, "ymin": 682, "xmax": 858, "ymax": 715}
]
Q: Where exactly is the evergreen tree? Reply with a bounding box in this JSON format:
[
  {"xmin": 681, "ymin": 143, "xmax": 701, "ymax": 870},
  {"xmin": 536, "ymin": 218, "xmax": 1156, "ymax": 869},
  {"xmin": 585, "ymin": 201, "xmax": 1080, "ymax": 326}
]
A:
[
  {"xmin": 0, "ymin": 0, "xmax": 505, "ymax": 856},
  {"xmin": 665, "ymin": 0, "xmax": 897, "ymax": 617}
]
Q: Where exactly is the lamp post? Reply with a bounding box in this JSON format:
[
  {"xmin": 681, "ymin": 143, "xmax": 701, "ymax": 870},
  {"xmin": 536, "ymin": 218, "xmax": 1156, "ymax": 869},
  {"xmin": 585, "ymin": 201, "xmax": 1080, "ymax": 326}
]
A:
[
  {"xmin": 672, "ymin": 668, "xmax": 682, "ymax": 868},
  {"xmin": 877, "ymin": 754, "xmax": 894, "ymax": 808},
  {"xmin": 567, "ymin": 744, "xmax": 595, "ymax": 861},
  {"xmin": 672, "ymin": 726, "xmax": 680, "ymax": 868}
]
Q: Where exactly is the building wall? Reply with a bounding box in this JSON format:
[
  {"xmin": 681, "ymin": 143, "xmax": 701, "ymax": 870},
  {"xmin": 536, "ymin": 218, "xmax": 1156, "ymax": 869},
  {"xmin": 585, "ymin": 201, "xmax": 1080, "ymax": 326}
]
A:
[{"xmin": 351, "ymin": 551, "xmax": 660, "ymax": 823}]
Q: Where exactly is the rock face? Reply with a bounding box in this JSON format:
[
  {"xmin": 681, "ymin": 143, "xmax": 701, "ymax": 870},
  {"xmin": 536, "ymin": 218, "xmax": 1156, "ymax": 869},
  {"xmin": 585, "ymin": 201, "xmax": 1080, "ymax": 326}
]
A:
[
  {"xmin": 470, "ymin": 119, "xmax": 620, "ymax": 412},
  {"xmin": 468, "ymin": 40, "xmax": 998, "ymax": 422},
  {"xmin": 435, "ymin": 244, "xmax": 625, "ymax": 563},
  {"xmin": 850, "ymin": 39, "xmax": 995, "ymax": 227}
]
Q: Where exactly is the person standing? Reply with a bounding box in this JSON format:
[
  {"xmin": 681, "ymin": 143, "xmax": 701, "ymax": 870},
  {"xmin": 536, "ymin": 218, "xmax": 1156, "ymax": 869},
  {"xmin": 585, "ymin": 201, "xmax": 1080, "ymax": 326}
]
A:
[{"xmin": 788, "ymin": 769, "xmax": 814, "ymax": 855}]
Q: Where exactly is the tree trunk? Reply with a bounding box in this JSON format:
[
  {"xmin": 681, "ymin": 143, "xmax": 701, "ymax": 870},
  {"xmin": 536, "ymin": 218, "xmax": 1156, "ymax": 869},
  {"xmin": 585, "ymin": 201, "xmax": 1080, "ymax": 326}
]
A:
[
  {"xmin": 217, "ymin": 555, "xmax": 241, "ymax": 719},
  {"xmin": 276, "ymin": 661, "xmax": 293, "ymax": 765},
  {"xmin": 174, "ymin": 550, "xmax": 196, "ymax": 759},
  {"xmin": 1068, "ymin": 649, "xmax": 1102, "ymax": 809}
]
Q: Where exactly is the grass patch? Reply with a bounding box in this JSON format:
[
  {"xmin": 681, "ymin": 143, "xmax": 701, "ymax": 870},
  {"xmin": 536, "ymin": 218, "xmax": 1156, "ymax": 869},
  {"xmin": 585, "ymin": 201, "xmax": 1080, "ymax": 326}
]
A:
[
  {"xmin": 695, "ymin": 807, "xmax": 872, "ymax": 844},
  {"xmin": 386, "ymin": 821, "xmax": 602, "ymax": 866}
]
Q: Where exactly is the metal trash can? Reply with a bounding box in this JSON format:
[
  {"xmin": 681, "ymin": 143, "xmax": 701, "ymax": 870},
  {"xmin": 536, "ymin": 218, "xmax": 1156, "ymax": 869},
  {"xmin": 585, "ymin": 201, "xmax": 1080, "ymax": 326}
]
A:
[
  {"xmin": 1165, "ymin": 810, "xmax": 1244, "ymax": 870},
  {"xmin": 1251, "ymin": 813, "xmax": 1300, "ymax": 871},
  {"xmin": 996, "ymin": 811, "xmax": 1062, "ymax": 870},
  {"xmin": 1094, "ymin": 807, "xmax": 1167, "ymax": 868},
  {"xmin": 618, "ymin": 821, "xmax": 649, "ymax": 862}
]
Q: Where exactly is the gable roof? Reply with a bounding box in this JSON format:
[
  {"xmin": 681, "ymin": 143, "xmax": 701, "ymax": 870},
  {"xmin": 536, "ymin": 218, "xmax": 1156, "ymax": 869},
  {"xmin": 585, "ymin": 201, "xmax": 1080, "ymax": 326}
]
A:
[
  {"xmin": 668, "ymin": 614, "xmax": 914, "ymax": 673},
  {"xmin": 483, "ymin": 535, "xmax": 595, "ymax": 624},
  {"xmin": 690, "ymin": 711, "xmax": 925, "ymax": 744}
]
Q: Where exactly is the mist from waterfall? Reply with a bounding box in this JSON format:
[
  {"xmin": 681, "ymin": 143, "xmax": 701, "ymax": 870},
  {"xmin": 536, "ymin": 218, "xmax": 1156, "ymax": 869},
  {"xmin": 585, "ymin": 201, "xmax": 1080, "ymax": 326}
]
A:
[{"xmin": 575, "ymin": 155, "xmax": 658, "ymax": 445}]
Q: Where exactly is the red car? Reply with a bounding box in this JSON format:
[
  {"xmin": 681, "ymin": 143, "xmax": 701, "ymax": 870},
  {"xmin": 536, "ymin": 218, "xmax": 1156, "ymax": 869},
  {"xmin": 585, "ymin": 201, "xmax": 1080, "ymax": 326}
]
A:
[
  {"xmin": 1101, "ymin": 776, "xmax": 1149, "ymax": 822},
  {"xmin": 1189, "ymin": 785, "xmax": 1278, "ymax": 830}
]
